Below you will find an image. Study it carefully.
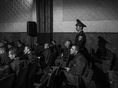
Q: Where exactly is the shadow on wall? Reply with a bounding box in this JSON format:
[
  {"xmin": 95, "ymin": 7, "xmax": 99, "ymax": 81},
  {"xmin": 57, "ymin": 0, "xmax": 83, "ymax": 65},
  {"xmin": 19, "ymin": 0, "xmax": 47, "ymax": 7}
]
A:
[{"xmin": 53, "ymin": 32, "xmax": 118, "ymax": 55}]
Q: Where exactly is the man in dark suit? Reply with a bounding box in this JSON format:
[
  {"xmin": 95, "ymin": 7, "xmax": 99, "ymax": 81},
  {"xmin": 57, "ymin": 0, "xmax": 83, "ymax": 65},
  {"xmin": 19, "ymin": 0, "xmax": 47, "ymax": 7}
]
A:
[
  {"xmin": 8, "ymin": 48, "xmax": 21, "ymax": 75},
  {"xmin": 55, "ymin": 40, "xmax": 72, "ymax": 67},
  {"xmin": 62, "ymin": 45, "xmax": 88, "ymax": 88},
  {"xmin": 43, "ymin": 43, "xmax": 52, "ymax": 66},
  {"xmin": 0, "ymin": 47, "xmax": 10, "ymax": 66}
]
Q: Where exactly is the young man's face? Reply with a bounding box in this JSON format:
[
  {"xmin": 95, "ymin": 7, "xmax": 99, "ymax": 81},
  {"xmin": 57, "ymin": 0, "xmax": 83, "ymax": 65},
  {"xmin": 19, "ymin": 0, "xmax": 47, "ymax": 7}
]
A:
[
  {"xmin": 44, "ymin": 43, "xmax": 49, "ymax": 49},
  {"xmin": 0, "ymin": 48, "xmax": 5, "ymax": 54},
  {"xmin": 70, "ymin": 46, "xmax": 76, "ymax": 55},
  {"xmin": 8, "ymin": 51, "xmax": 15, "ymax": 60},
  {"xmin": 64, "ymin": 41, "xmax": 70, "ymax": 48}
]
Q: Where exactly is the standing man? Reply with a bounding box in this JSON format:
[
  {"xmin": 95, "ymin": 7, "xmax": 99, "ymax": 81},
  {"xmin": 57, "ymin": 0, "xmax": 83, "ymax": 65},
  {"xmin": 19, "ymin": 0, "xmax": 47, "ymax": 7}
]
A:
[
  {"xmin": 75, "ymin": 19, "xmax": 90, "ymax": 63},
  {"xmin": 75, "ymin": 19, "xmax": 86, "ymax": 48}
]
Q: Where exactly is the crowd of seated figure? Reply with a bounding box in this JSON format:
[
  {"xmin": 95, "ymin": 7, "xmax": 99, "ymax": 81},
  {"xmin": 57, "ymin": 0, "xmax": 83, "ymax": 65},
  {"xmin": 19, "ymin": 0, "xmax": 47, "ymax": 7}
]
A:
[{"xmin": 0, "ymin": 38, "xmax": 117, "ymax": 88}]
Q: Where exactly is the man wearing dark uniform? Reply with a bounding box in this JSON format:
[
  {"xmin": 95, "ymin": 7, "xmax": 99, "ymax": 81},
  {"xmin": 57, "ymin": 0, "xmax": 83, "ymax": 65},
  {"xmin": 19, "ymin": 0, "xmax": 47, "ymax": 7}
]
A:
[
  {"xmin": 75, "ymin": 19, "xmax": 86, "ymax": 48},
  {"xmin": 74, "ymin": 19, "xmax": 90, "ymax": 63}
]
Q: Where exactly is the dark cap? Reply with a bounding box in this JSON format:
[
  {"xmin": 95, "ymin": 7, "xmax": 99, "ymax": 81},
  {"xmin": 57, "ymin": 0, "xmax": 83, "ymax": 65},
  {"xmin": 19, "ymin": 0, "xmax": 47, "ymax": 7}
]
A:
[{"xmin": 75, "ymin": 19, "xmax": 86, "ymax": 27}]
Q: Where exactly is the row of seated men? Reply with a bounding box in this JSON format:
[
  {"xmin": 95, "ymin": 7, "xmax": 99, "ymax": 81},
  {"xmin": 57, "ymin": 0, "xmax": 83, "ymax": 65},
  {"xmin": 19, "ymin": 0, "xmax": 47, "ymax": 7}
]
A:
[{"xmin": 0, "ymin": 39, "xmax": 116, "ymax": 88}]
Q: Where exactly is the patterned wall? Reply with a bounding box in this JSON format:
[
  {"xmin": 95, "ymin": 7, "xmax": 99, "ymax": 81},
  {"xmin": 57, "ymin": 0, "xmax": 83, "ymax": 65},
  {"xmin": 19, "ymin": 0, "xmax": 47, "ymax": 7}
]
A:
[
  {"xmin": 0, "ymin": 0, "xmax": 36, "ymax": 32},
  {"xmin": 63, "ymin": 0, "xmax": 118, "ymax": 21},
  {"xmin": 0, "ymin": 0, "xmax": 34, "ymax": 22}
]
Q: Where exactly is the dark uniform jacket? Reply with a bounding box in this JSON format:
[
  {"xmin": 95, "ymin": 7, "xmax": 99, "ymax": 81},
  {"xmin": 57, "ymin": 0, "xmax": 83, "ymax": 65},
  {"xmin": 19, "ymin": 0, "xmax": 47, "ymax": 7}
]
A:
[
  {"xmin": 75, "ymin": 31, "xmax": 90, "ymax": 63},
  {"xmin": 75, "ymin": 31, "xmax": 86, "ymax": 48}
]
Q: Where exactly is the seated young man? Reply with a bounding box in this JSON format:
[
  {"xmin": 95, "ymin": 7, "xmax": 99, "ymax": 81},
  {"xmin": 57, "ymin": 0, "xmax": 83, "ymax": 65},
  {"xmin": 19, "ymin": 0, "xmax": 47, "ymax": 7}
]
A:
[{"xmin": 8, "ymin": 48, "xmax": 21, "ymax": 75}]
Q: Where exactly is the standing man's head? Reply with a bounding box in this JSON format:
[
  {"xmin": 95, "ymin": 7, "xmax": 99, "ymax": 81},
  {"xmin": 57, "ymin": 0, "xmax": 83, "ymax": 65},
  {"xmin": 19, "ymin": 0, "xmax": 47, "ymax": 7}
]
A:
[{"xmin": 75, "ymin": 19, "xmax": 86, "ymax": 32}]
